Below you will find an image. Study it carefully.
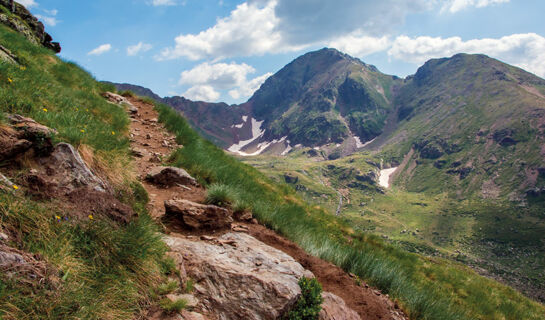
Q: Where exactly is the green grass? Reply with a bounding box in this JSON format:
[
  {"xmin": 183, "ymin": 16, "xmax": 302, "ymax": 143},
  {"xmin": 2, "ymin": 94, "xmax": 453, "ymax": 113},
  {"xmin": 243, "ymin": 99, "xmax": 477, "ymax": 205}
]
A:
[
  {"xmin": 0, "ymin": 23, "xmax": 168, "ymax": 319},
  {"xmin": 205, "ymin": 183, "xmax": 240, "ymax": 207},
  {"xmin": 159, "ymin": 298, "xmax": 187, "ymax": 314},
  {"xmin": 154, "ymin": 101, "xmax": 545, "ymax": 320}
]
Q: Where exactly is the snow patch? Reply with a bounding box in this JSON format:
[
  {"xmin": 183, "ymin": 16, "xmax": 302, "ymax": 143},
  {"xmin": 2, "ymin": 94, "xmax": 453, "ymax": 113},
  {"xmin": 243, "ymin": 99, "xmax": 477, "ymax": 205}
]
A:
[
  {"xmin": 281, "ymin": 141, "xmax": 292, "ymax": 156},
  {"xmin": 379, "ymin": 167, "xmax": 398, "ymax": 188},
  {"xmin": 231, "ymin": 115, "xmax": 249, "ymax": 129},
  {"xmin": 228, "ymin": 118, "xmax": 265, "ymax": 153},
  {"xmin": 233, "ymin": 136, "xmax": 287, "ymax": 157},
  {"xmin": 354, "ymin": 136, "xmax": 376, "ymax": 149}
]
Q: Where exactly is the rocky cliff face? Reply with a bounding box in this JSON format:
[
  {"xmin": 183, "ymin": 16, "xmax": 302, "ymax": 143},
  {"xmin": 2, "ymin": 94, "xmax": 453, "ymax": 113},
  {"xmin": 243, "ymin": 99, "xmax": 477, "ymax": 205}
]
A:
[{"xmin": 0, "ymin": 0, "xmax": 60, "ymax": 53}]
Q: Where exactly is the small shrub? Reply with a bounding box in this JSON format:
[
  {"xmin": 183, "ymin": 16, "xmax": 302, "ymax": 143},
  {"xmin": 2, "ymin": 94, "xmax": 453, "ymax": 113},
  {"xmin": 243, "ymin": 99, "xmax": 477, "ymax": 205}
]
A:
[
  {"xmin": 205, "ymin": 183, "xmax": 239, "ymax": 207},
  {"xmin": 283, "ymin": 277, "xmax": 323, "ymax": 320},
  {"xmin": 159, "ymin": 298, "xmax": 187, "ymax": 314},
  {"xmin": 184, "ymin": 278, "xmax": 194, "ymax": 293},
  {"xmin": 156, "ymin": 280, "xmax": 179, "ymax": 295}
]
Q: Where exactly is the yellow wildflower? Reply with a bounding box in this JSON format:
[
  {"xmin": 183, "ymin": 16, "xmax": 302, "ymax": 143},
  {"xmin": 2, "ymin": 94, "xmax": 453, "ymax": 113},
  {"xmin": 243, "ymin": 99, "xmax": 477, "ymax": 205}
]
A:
[
  {"xmin": 88, "ymin": 215, "xmax": 94, "ymax": 220},
  {"xmin": 12, "ymin": 185, "xmax": 19, "ymax": 190},
  {"xmin": 20, "ymin": 66, "xmax": 26, "ymax": 71},
  {"xmin": 43, "ymin": 108, "xmax": 48, "ymax": 112},
  {"xmin": 7, "ymin": 78, "xmax": 13, "ymax": 83},
  {"xmin": 80, "ymin": 129, "xmax": 85, "ymax": 133},
  {"xmin": 111, "ymin": 131, "xmax": 115, "ymax": 135},
  {"xmin": 55, "ymin": 215, "xmax": 61, "ymax": 220}
]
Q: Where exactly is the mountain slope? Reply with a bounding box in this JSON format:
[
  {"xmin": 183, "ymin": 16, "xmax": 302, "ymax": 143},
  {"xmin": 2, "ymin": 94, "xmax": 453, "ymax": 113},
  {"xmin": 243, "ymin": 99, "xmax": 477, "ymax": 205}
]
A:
[{"xmin": 382, "ymin": 53, "xmax": 545, "ymax": 201}]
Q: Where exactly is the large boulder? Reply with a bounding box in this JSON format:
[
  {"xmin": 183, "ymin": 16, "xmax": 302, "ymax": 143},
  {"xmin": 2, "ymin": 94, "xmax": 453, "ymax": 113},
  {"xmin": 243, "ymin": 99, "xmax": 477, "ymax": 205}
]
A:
[
  {"xmin": 147, "ymin": 166, "xmax": 198, "ymax": 187},
  {"xmin": 164, "ymin": 199, "xmax": 232, "ymax": 230},
  {"xmin": 164, "ymin": 233, "xmax": 313, "ymax": 320},
  {"xmin": 102, "ymin": 92, "xmax": 138, "ymax": 114},
  {"xmin": 319, "ymin": 292, "xmax": 361, "ymax": 320},
  {"xmin": 33, "ymin": 142, "xmax": 108, "ymax": 194},
  {"xmin": 0, "ymin": 126, "xmax": 32, "ymax": 162}
]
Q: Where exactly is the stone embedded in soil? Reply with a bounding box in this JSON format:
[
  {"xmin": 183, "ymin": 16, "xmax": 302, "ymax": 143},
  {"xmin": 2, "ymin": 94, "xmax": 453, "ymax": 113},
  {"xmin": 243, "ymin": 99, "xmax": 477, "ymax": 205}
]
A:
[
  {"xmin": 164, "ymin": 199, "xmax": 233, "ymax": 230},
  {"xmin": 146, "ymin": 166, "xmax": 198, "ymax": 187},
  {"xmin": 166, "ymin": 293, "xmax": 199, "ymax": 308},
  {"xmin": 319, "ymin": 292, "xmax": 361, "ymax": 320},
  {"xmin": 164, "ymin": 232, "xmax": 313, "ymax": 320},
  {"xmin": 36, "ymin": 142, "xmax": 108, "ymax": 193}
]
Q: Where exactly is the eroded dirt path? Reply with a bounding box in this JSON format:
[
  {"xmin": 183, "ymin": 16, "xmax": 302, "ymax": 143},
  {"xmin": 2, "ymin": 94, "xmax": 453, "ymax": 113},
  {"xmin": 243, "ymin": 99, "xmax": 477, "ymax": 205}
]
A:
[
  {"xmin": 127, "ymin": 97, "xmax": 206, "ymax": 218},
  {"xmin": 127, "ymin": 97, "xmax": 408, "ymax": 320}
]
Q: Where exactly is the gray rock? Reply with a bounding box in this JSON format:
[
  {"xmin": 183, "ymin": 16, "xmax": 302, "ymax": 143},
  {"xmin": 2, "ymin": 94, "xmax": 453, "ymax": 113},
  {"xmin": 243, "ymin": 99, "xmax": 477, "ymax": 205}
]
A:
[
  {"xmin": 319, "ymin": 292, "xmax": 361, "ymax": 320},
  {"xmin": 146, "ymin": 166, "xmax": 197, "ymax": 187},
  {"xmin": 164, "ymin": 200, "xmax": 233, "ymax": 230},
  {"xmin": 36, "ymin": 142, "xmax": 108, "ymax": 193},
  {"xmin": 0, "ymin": 232, "xmax": 8, "ymax": 241},
  {"xmin": 164, "ymin": 233, "xmax": 312, "ymax": 320},
  {"xmin": 0, "ymin": 250, "xmax": 26, "ymax": 266}
]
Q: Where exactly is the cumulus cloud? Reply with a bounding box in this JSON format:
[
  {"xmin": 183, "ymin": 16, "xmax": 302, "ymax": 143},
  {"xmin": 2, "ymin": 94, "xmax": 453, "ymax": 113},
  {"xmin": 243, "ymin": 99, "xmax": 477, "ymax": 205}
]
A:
[
  {"xmin": 180, "ymin": 62, "xmax": 271, "ymax": 101},
  {"xmin": 273, "ymin": 0, "xmax": 432, "ymax": 43},
  {"xmin": 388, "ymin": 33, "xmax": 545, "ymax": 77},
  {"xmin": 18, "ymin": 0, "xmax": 37, "ymax": 8},
  {"xmin": 88, "ymin": 44, "xmax": 112, "ymax": 56},
  {"xmin": 34, "ymin": 14, "xmax": 58, "ymax": 26},
  {"xmin": 441, "ymin": 0, "xmax": 509, "ymax": 13},
  {"xmin": 328, "ymin": 33, "xmax": 390, "ymax": 58},
  {"xmin": 229, "ymin": 72, "xmax": 273, "ymax": 99},
  {"xmin": 157, "ymin": 1, "xmax": 303, "ymax": 61},
  {"xmin": 127, "ymin": 42, "xmax": 153, "ymax": 56},
  {"xmin": 158, "ymin": 0, "xmax": 434, "ymax": 61},
  {"xmin": 183, "ymin": 85, "xmax": 221, "ymax": 101}
]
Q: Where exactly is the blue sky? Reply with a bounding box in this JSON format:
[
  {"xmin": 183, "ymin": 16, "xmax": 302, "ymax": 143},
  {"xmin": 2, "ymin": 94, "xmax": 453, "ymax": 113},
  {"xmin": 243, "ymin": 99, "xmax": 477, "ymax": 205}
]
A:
[{"xmin": 21, "ymin": 0, "xmax": 545, "ymax": 104}]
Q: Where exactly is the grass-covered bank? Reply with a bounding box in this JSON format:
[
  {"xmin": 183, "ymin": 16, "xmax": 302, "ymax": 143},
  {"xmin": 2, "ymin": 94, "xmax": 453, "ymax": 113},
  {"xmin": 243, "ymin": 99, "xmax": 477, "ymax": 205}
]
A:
[
  {"xmin": 155, "ymin": 103, "xmax": 545, "ymax": 320},
  {"xmin": 0, "ymin": 23, "xmax": 170, "ymax": 319}
]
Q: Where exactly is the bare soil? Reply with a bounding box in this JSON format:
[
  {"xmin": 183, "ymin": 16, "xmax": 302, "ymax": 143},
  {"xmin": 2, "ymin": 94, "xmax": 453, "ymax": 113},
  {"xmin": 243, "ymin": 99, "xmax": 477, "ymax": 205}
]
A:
[{"xmin": 128, "ymin": 97, "xmax": 408, "ymax": 320}]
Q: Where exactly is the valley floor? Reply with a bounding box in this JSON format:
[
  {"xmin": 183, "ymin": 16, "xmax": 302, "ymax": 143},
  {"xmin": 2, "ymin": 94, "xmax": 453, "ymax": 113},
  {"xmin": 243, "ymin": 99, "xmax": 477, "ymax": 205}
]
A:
[{"xmin": 126, "ymin": 97, "xmax": 407, "ymax": 319}]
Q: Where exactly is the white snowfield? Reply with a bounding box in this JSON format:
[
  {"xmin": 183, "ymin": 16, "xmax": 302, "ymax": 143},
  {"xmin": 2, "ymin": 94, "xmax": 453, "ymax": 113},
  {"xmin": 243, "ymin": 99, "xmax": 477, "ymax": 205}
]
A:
[
  {"xmin": 228, "ymin": 118, "xmax": 265, "ymax": 154},
  {"xmin": 354, "ymin": 136, "xmax": 376, "ymax": 148},
  {"xmin": 231, "ymin": 115, "xmax": 249, "ymax": 129},
  {"xmin": 379, "ymin": 167, "xmax": 398, "ymax": 188},
  {"xmin": 232, "ymin": 136, "xmax": 288, "ymax": 157}
]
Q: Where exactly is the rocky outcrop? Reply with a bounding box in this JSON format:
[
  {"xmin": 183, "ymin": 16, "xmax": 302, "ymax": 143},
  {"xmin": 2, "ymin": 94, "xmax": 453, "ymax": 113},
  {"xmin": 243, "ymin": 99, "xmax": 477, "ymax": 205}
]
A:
[
  {"xmin": 0, "ymin": 44, "xmax": 18, "ymax": 64},
  {"xmin": 102, "ymin": 92, "xmax": 138, "ymax": 114},
  {"xmin": 0, "ymin": 0, "xmax": 61, "ymax": 53},
  {"xmin": 147, "ymin": 166, "xmax": 198, "ymax": 187},
  {"xmin": 164, "ymin": 200, "xmax": 232, "ymax": 230},
  {"xmin": 164, "ymin": 233, "xmax": 313, "ymax": 320},
  {"xmin": 319, "ymin": 292, "xmax": 361, "ymax": 320}
]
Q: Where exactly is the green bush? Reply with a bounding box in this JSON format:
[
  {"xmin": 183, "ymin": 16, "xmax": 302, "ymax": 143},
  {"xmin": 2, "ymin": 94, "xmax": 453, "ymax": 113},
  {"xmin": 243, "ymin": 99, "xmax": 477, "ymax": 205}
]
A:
[
  {"xmin": 205, "ymin": 183, "xmax": 239, "ymax": 207},
  {"xmin": 159, "ymin": 298, "xmax": 187, "ymax": 314},
  {"xmin": 283, "ymin": 277, "xmax": 323, "ymax": 320}
]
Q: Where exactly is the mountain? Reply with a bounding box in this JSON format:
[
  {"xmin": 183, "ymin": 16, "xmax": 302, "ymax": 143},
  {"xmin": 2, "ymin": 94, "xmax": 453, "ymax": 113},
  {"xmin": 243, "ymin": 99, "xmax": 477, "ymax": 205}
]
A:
[{"xmin": 383, "ymin": 53, "xmax": 545, "ymax": 200}]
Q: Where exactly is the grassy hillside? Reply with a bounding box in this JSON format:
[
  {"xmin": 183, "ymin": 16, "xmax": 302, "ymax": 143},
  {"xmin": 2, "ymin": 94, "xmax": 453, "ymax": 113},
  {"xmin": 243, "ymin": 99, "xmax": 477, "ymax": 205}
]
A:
[
  {"xmin": 0, "ymin": 23, "xmax": 170, "ymax": 319},
  {"xmin": 384, "ymin": 54, "xmax": 545, "ymax": 201},
  {"xmin": 155, "ymin": 102, "xmax": 545, "ymax": 319}
]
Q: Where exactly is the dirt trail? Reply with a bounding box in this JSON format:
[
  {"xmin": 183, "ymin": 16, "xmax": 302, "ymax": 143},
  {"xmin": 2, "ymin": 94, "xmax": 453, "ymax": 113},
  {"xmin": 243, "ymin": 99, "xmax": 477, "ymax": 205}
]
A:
[
  {"xmin": 127, "ymin": 97, "xmax": 408, "ymax": 320},
  {"xmin": 127, "ymin": 97, "xmax": 205, "ymax": 218}
]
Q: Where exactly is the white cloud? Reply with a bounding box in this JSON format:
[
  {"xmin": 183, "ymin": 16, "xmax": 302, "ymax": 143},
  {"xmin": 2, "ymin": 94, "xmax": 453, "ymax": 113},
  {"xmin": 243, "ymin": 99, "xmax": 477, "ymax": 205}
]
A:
[
  {"xmin": 43, "ymin": 9, "xmax": 58, "ymax": 15},
  {"xmin": 18, "ymin": 0, "xmax": 37, "ymax": 8},
  {"xmin": 180, "ymin": 62, "xmax": 271, "ymax": 101},
  {"xmin": 183, "ymin": 85, "xmax": 221, "ymax": 101},
  {"xmin": 157, "ymin": 1, "xmax": 304, "ymax": 61},
  {"xmin": 328, "ymin": 33, "xmax": 390, "ymax": 58},
  {"xmin": 87, "ymin": 44, "xmax": 112, "ymax": 56},
  {"xmin": 34, "ymin": 14, "xmax": 58, "ymax": 26},
  {"xmin": 441, "ymin": 0, "xmax": 509, "ymax": 13},
  {"xmin": 388, "ymin": 33, "xmax": 545, "ymax": 77},
  {"xmin": 150, "ymin": 0, "xmax": 177, "ymax": 6},
  {"xmin": 127, "ymin": 42, "xmax": 153, "ymax": 56},
  {"xmin": 229, "ymin": 72, "xmax": 273, "ymax": 99}
]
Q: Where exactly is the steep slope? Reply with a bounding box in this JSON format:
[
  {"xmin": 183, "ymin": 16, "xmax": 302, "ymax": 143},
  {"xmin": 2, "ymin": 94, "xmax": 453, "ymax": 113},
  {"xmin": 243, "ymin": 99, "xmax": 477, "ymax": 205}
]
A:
[{"xmin": 382, "ymin": 53, "xmax": 545, "ymax": 201}]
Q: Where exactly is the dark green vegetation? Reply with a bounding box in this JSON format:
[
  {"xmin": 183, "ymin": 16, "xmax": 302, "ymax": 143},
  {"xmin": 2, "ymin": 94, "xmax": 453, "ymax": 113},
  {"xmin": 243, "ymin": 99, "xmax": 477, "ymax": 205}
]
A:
[
  {"xmin": 283, "ymin": 277, "xmax": 323, "ymax": 320},
  {"xmin": 249, "ymin": 48, "xmax": 397, "ymax": 145},
  {"xmin": 154, "ymin": 101, "xmax": 545, "ymax": 319},
  {"xmin": 0, "ymin": 22, "xmax": 170, "ymax": 319}
]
